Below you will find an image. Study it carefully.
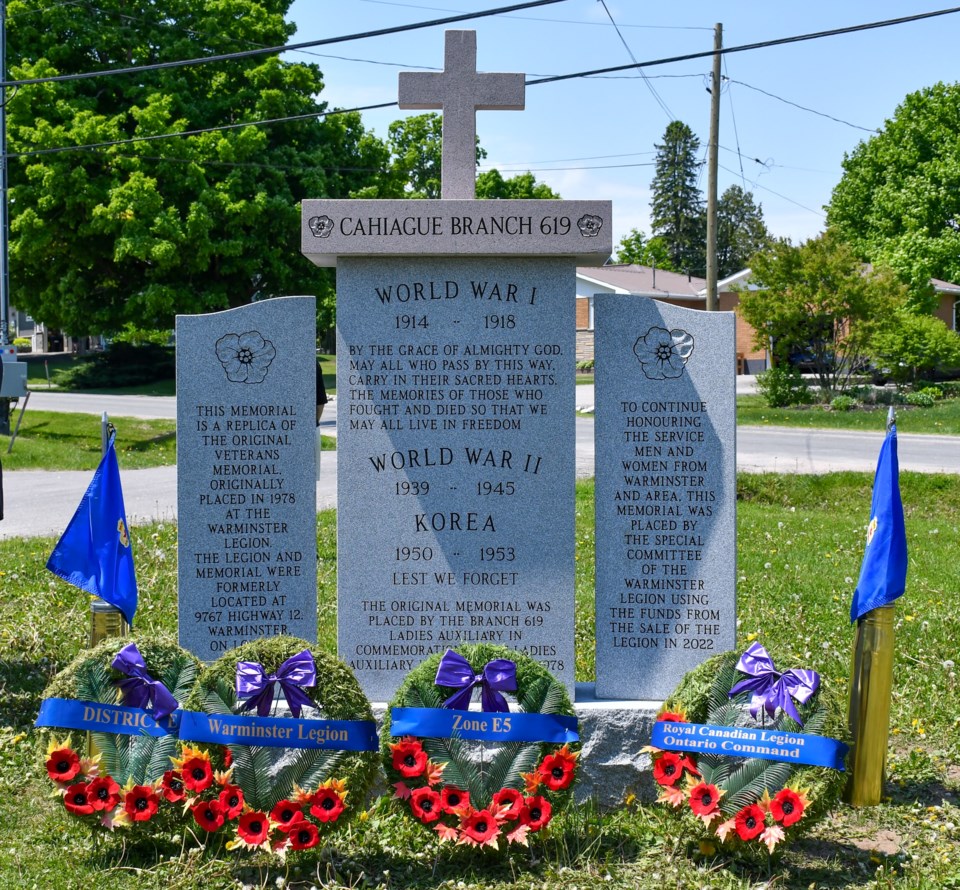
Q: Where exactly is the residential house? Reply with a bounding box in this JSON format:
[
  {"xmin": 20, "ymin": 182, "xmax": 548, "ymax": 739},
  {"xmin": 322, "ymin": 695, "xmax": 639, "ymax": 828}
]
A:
[{"xmin": 575, "ymin": 264, "xmax": 766, "ymax": 373}]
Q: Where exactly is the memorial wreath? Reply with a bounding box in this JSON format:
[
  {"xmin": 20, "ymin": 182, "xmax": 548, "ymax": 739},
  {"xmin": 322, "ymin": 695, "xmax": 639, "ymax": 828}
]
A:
[
  {"xmin": 382, "ymin": 644, "xmax": 579, "ymax": 850},
  {"xmin": 177, "ymin": 636, "xmax": 379, "ymax": 854},
  {"xmin": 37, "ymin": 635, "xmax": 201, "ymax": 835},
  {"xmin": 646, "ymin": 643, "xmax": 848, "ymax": 855}
]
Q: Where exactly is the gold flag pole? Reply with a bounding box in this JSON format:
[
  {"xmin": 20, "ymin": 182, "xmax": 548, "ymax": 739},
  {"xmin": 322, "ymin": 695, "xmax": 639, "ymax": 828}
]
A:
[{"xmin": 844, "ymin": 407, "xmax": 897, "ymax": 807}]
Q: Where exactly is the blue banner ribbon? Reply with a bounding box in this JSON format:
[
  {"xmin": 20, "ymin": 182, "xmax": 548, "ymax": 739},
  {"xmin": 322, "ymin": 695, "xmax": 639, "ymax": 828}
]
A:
[
  {"xmin": 391, "ymin": 707, "xmax": 579, "ymax": 744},
  {"xmin": 651, "ymin": 721, "xmax": 847, "ymax": 770},
  {"xmin": 35, "ymin": 697, "xmax": 177, "ymax": 737},
  {"xmin": 177, "ymin": 710, "xmax": 378, "ymax": 751}
]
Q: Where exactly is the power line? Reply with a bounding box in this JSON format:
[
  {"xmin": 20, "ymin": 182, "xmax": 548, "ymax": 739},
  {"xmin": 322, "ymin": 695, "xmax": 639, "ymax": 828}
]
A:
[
  {"xmin": 8, "ymin": 101, "xmax": 399, "ymax": 159},
  {"xmin": 528, "ymin": 6, "xmax": 960, "ymax": 86},
  {"xmin": 0, "ymin": 0, "xmax": 569, "ymax": 89},
  {"xmin": 727, "ymin": 79, "xmax": 876, "ymax": 133},
  {"xmin": 718, "ymin": 162, "xmax": 825, "ymax": 218},
  {"xmin": 354, "ymin": 0, "xmax": 713, "ymax": 29},
  {"xmin": 597, "ymin": 0, "xmax": 674, "ymax": 120}
]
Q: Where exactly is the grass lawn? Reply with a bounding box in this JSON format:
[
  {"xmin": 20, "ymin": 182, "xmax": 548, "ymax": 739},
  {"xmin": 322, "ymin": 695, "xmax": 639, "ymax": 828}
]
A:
[
  {"xmin": 737, "ymin": 394, "xmax": 960, "ymax": 435},
  {"xmin": 0, "ymin": 474, "xmax": 956, "ymax": 888}
]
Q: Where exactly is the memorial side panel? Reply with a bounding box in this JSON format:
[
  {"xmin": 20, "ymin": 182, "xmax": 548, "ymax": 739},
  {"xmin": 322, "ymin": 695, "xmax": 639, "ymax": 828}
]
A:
[
  {"xmin": 337, "ymin": 257, "xmax": 575, "ymax": 701},
  {"xmin": 176, "ymin": 297, "xmax": 319, "ymax": 660},
  {"xmin": 594, "ymin": 297, "xmax": 736, "ymax": 700}
]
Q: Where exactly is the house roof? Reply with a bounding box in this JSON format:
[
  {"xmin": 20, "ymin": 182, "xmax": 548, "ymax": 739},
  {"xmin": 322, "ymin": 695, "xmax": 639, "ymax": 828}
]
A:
[
  {"xmin": 931, "ymin": 277, "xmax": 960, "ymax": 295},
  {"xmin": 576, "ymin": 264, "xmax": 706, "ymax": 300}
]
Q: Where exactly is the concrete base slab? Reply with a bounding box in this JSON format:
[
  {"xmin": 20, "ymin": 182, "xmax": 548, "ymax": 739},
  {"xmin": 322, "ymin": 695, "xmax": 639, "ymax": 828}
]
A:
[{"xmin": 374, "ymin": 684, "xmax": 661, "ymax": 809}]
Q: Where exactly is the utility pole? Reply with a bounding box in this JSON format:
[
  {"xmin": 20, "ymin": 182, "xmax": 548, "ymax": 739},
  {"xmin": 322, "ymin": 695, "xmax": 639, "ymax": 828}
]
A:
[
  {"xmin": 0, "ymin": 1, "xmax": 10, "ymax": 435},
  {"xmin": 705, "ymin": 22, "xmax": 722, "ymax": 312}
]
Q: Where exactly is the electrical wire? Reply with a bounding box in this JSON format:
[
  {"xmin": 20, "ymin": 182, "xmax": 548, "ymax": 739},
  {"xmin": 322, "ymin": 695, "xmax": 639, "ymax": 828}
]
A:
[
  {"xmin": 0, "ymin": 0, "xmax": 569, "ymax": 88},
  {"xmin": 722, "ymin": 61, "xmax": 747, "ymax": 189},
  {"xmin": 354, "ymin": 0, "xmax": 713, "ymax": 29},
  {"xmin": 597, "ymin": 0, "xmax": 674, "ymax": 120},
  {"xmin": 718, "ymin": 162, "xmax": 824, "ymax": 217},
  {"xmin": 726, "ymin": 79, "xmax": 875, "ymax": 133},
  {"xmin": 527, "ymin": 6, "xmax": 960, "ymax": 86}
]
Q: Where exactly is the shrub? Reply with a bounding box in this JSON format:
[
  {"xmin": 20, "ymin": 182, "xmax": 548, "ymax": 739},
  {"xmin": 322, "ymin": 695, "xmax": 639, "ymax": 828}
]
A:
[
  {"xmin": 756, "ymin": 364, "xmax": 813, "ymax": 408},
  {"xmin": 110, "ymin": 325, "xmax": 172, "ymax": 347},
  {"xmin": 830, "ymin": 395, "xmax": 857, "ymax": 411},
  {"xmin": 916, "ymin": 385, "xmax": 943, "ymax": 400},
  {"xmin": 54, "ymin": 343, "xmax": 174, "ymax": 390},
  {"xmin": 576, "ymin": 359, "xmax": 595, "ymax": 372},
  {"xmin": 13, "ymin": 337, "xmax": 31, "ymax": 353},
  {"xmin": 904, "ymin": 391, "xmax": 936, "ymax": 408}
]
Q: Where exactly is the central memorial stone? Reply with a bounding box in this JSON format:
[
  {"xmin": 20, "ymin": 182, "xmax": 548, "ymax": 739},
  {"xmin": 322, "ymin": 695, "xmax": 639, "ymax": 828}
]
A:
[{"xmin": 302, "ymin": 31, "xmax": 611, "ymax": 701}]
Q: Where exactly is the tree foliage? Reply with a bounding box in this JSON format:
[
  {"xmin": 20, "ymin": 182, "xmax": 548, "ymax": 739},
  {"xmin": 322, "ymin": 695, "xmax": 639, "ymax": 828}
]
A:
[
  {"xmin": 869, "ymin": 310, "xmax": 960, "ymax": 384},
  {"xmin": 827, "ymin": 81, "xmax": 960, "ymax": 307},
  {"xmin": 716, "ymin": 185, "xmax": 771, "ymax": 279},
  {"xmin": 612, "ymin": 228, "xmax": 674, "ymax": 269},
  {"xmin": 650, "ymin": 121, "xmax": 705, "ymax": 276},
  {"xmin": 475, "ymin": 169, "xmax": 559, "ymax": 199},
  {"xmin": 8, "ymin": 0, "xmax": 386, "ymax": 335},
  {"xmin": 739, "ymin": 232, "xmax": 909, "ymax": 393}
]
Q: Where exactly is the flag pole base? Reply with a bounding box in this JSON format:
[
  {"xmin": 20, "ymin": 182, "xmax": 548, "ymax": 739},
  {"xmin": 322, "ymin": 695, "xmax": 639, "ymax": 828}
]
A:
[
  {"xmin": 87, "ymin": 598, "xmax": 129, "ymax": 758},
  {"xmin": 844, "ymin": 604, "xmax": 895, "ymax": 807}
]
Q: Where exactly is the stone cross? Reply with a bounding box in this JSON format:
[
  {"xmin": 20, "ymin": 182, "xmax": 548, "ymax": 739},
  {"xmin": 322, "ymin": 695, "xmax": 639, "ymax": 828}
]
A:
[{"xmin": 398, "ymin": 30, "xmax": 525, "ymax": 200}]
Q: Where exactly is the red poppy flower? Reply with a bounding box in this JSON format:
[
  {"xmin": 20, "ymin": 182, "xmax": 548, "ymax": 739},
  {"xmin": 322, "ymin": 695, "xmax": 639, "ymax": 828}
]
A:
[
  {"xmin": 270, "ymin": 799, "xmax": 303, "ymax": 829},
  {"xmin": 689, "ymin": 783, "xmax": 721, "ymax": 817},
  {"xmin": 440, "ymin": 786, "xmax": 470, "ymax": 814},
  {"xmin": 87, "ymin": 776, "xmax": 121, "ymax": 812},
  {"xmin": 310, "ymin": 787, "xmax": 345, "ymax": 823},
  {"xmin": 218, "ymin": 784, "xmax": 244, "ymax": 820},
  {"xmin": 288, "ymin": 820, "xmax": 319, "ymax": 850},
  {"xmin": 160, "ymin": 770, "xmax": 186, "ymax": 803},
  {"xmin": 409, "ymin": 786, "xmax": 442, "ymax": 823},
  {"xmin": 181, "ymin": 755, "xmax": 214, "ymax": 792},
  {"xmin": 734, "ymin": 804, "xmax": 767, "ymax": 840},
  {"xmin": 652, "ymin": 751, "xmax": 698, "ymax": 786},
  {"xmin": 521, "ymin": 795, "xmax": 552, "ymax": 832},
  {"xmin": 237, "ymin": 811, "xmax": 270, "ymax": 845},
  {"xmin": 46, "ymin": 747, "xmax": 81, "ymax": 783},
  {"xmin": 222, "ymin": 747, "xmax": 233, "ymax": 768},
  {"xmin": 537, "ymin": 746, "xmax": 577, "ymax": 791},
  {"xmin": 192, "ymin": 798, "xmax": 226, "ymax": 832},
  {"xmin": 653, "ymin": 752, "xmax": 685, "ymax": 786},
  {"xmin": 124, "ymin": 785, "xmax": 160, "ymax": 822},
  {"xmin": 770, "ymin": 788, "xmax": 805, "ymax": 827},
  {"xmin": 491, "ymin": 787, "xmax": 524, "ymax": 820},
  {"xmin": 461, "ymin": 808, "xmax": 499, "ymax": 845},
  {"xmin": 656, "ymin": 710, "xmax": 687, "ymax": 723},
  {"xmin": 390, "ymin": 739, "xmax": 428, "ymax": 778},
  {"xmin": 64, "ymin": 782, "xmax": 94, "ymax": 816}
]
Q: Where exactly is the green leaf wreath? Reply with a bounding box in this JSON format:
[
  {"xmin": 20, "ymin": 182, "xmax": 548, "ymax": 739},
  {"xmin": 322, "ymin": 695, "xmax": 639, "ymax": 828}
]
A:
[
  {"xmin": 180, "ymin": 635, "xmax": 378, "ymax": 854},
  {"xmin": 381, "ymin": 644, "xmax": 579, "ymax": 850},
  {"xmin": 39, "ymin": 635, "xmax": 201, "ymax": 833},
  {"xmin": 648, "ymin": 648, "xmax": 849, "ymax": 856}
]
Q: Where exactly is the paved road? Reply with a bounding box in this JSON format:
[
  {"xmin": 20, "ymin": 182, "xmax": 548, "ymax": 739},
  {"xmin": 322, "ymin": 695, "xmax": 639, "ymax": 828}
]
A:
[{"xmin": 4, "ymin": 387, "xmax": 957, "ymax": 540}]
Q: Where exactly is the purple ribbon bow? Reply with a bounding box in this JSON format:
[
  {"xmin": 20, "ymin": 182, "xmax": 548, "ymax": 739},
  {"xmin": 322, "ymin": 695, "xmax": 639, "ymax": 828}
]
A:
[
  {"xmin": 236, "ymin": 650, "xmax": 316, "ymax": 718},
  {"xmin": 728, "ymin": 642, "xmax": 820, "ymax": 726},
  {"xmin": 435, "ymin": 649, "xmax": 517, "ymax": 713},
  {"xmin": 112, "ymin": 642, "xmax": 179, "ymax": 721}
]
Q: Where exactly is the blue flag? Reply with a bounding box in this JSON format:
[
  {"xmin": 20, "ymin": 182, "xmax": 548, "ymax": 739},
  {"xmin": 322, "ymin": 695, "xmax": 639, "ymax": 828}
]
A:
[
  {"xmin": 850, "ymin": 425, "xmax": 907, "ymax": 623},
  {"xmin": 47, "ymin": 433, "xmax": 138, "ymax": 625}
]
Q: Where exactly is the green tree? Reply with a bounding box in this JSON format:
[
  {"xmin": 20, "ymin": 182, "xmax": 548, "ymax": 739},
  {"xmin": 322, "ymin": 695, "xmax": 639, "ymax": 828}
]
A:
[
  {"xmin": 716, "ymin": 185, "xmax": 771, "ymax": 278},
  {"xmin": 869, "ymin": 310, "xmax": 960, "ymax": 385},
  {"xmin": 612, "ymin": 228, "xmax": 675, "ymax": 269},
  {"xmin": 8, "ymin": 0, "xmax": 387, "ymax": 336},
  {"xmin": 475, "ymin": 169, "xmax": 559, "ymax": 199},
  {"xmin": 650, "ymin": 121, "xmax": 705, "ymax": 277},
  {"xmin": 369, "ymin": 113, "xmax": 556, "ymax": 200},
  {"xmin": 739, "ymin": 232, "xmax": 909, "ymax": 393},
  {"xmin": 827, "ymin": 81, "xmax": 960, "ymax": 308}
]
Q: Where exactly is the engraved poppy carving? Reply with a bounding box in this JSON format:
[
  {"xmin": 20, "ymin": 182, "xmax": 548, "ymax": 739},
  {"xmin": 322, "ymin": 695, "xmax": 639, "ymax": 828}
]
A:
[
  {"xmin": 576, "ymin": 214, "xmax": 603, "ymax": 238},
  {"xmin": 215, "ymin": 331, "xmax": 276, "ymax": 384},
  {"xmin": 308, "ymin": 215, "xmax": 334, "ymax": 238},
  {"xmin": 634, "ymin": 326, "xmax": 695, "ymax": 380}
]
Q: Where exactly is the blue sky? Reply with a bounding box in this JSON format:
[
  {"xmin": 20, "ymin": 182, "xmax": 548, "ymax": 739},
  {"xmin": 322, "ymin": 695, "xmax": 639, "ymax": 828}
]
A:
[{"xmin": 285, "ymin": 0, "xmax": 960, "ymax": 249}]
